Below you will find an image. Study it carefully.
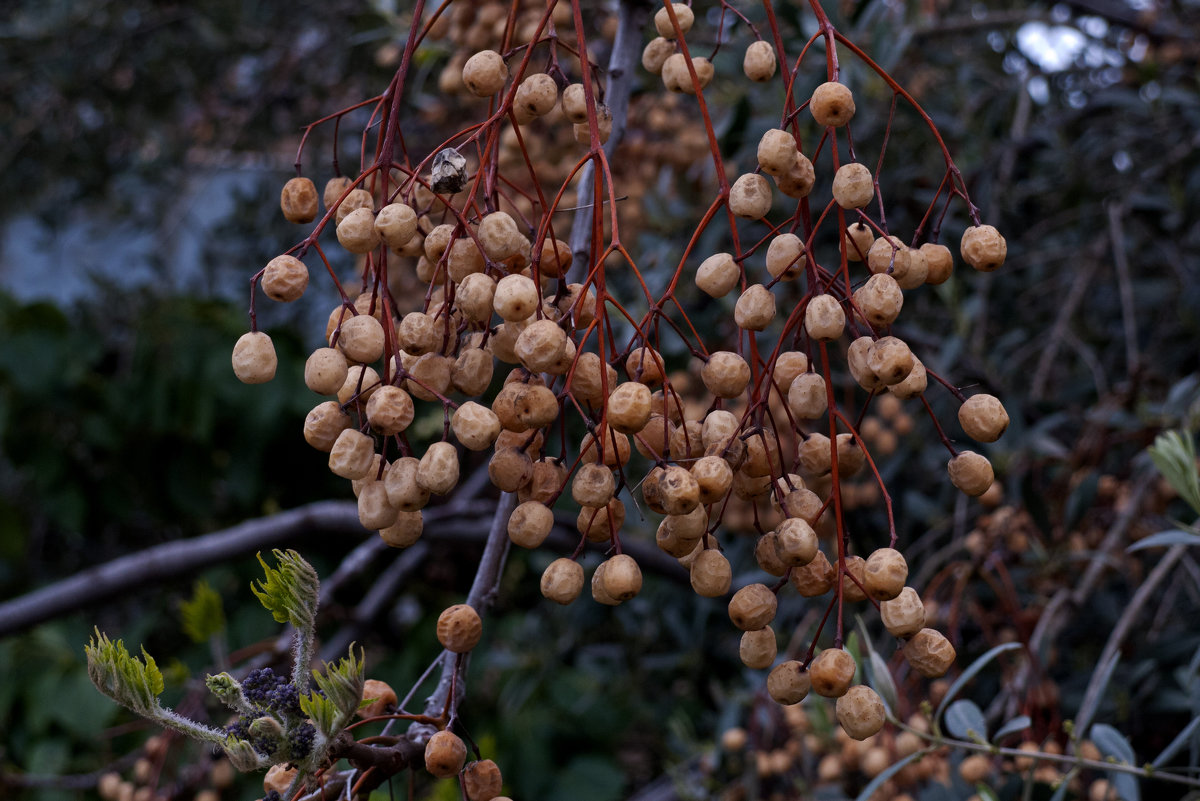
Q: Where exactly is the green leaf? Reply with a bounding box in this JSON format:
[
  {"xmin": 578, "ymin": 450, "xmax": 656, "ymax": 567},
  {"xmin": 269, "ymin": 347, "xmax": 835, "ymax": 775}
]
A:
[
  {"xmin": 179, "ymin": 579, "xmax": 226, "ymax": 643},
  {"xmin": 1147, "ymin": 430, "xmax": 1200, "ymax": 516},
  {"xmin": 310, "ymin": 645, "xmax": 366, "ymax": 735},
  {"xmin": 1090, "ymin": 722, "xmax": 1136, "ymax": 765},
  {"xmin": 250, "ymin": 549, "xmax": 319, "ymax": 631},
  {"xmin": 84, "ymin": 628, "xmax": 164, "ymax": 716},
  {"xmin": 993, "ymin": 715, "xmax": 1031, "ymax": 743},
  {"xmin": 945, "ymin": 699, "xmax": 989, "ymax": 743},
  {"xmin": 300, "ymin": 691, "xmax": 340, "ymax": 739}
]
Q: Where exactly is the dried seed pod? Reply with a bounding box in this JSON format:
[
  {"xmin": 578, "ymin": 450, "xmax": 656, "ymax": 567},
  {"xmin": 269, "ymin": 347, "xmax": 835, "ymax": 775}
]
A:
[
  {"xmin": 847, "ymin": 337, "xmax": 884, "ymax": 391},
  {"xmin": 572, "ymin": 463, "xmax": 616, "ymax": 508},
  {"xmin": 835, "ymin": 432, "xmax": 866, "ymax": 477},
  {"xmin": 337, "ymin": 207, "xmax": 381, "ymax": 254},
  {"xmin": 488, "ymin": 447, "xmax": 533, "ymax": 492},
  {"xmin": 897, "ymin": 245, "xmax": 929, "ymax": 289},
  {"xmin": 775, "ymin": 149, "xmax": 817, "ymax": 198},
  {"xmin": 790, "ymin": 550, "xmax": 835, "ymax": 597},
  {"xmin": 771, "ymin": 351, "xmax": 809, "ymax": 395},
  {"xmin": 515, "ymin": 319, "xmax": 567, "ymax": 373},
  {"xmin": 451, "ymin": 401, "xmax": 501, "ymax": 450},
  {"xmin": 654, "ymin": 2, "xmax": 694, "ymax": 37},
  {"xmin": 867, "ymin": 336, "xmax": 915, "ymax": 386},
  {"xmin": 561, "ymin": 83, "xmax": 588, "ymax": 123},
  {"xmin": 602, "ymin": 554, "xmax": 643, "ymax": 601},
  {"xmin": 305, "ymin": 347, "xmax": 349, "ymax": 395},
  {"xmin": 781, "ymin": 487, "xmax": 823, "ymax": 524},
  {"xmin": 418, "ymin": 442, "xmax": 460, "ymax": 495},
  {"xmin": 691, "ymin": 455, "xmax": 733, "ymax": 504},
  {"xmin": 641, "ymin": 36, "xmax": 675, "ymax": 74},
  {"xmin": 696, "ymin": 252, "xmax": 740, "ymax": 298},
  {"xmin": 743, "ymin": 40, "xmax": 776, "ymax": 81},
  {"xmin": 958, "ymin": 393, "xmax": 1009, "ymax": 442},
  {"xmin": 338, "ymin": 314, "xmax": 385, "ymax": 364},
  {"xmin": 359, "ymin": 679, "xmax": 398, "ymax": 718},
  {"xmin": 921, "ymin": 242, "xmax": 954, "ymax": 284},
  {"xmin": 810, "ymin": 81, "xmax": 856, "ymax": 127},
  {"xmin": 576, "ymin": 498, "xmax": 625, "ymax": 542},
  {"xmin": 798, "ymin": 432, "xmax": 833, "ymax": 477},
  {"xmin": 845, "ymin": 222, "xmax": 875, "ymax": 261},
  {"xmin": 904, "ymin": 628, "xmax": 956, "ymax": 677},
  {"xmin": 366, "ymin": 385, "xmax": 415, "ymax": 435},
  {"xmin": 805, "ymin": 295, "xmax": 845, "ymax": 341},
  {"xmin": 397, "ymin": 312, "xmax": 440, "ymax": 356},
  {"xmin": 809, "ymin": 647, "xmax": 856, "ymax": 697},
  {"xmin": 889, "ymin": 356, "xmax": 927, "ymax": 399},
  {"xmin": 424, "ymin": 730, "xmax": 467, "ymax": 778},
  {"xmin": 626, "ymin": 346, "xmax": 666, "ymax": 385},
  {"xmin": 740, "ymin": 627, "xmax": 778, "ymax": 669},
  {"xmin": 462, "ymin": 49, "xmax": 508, "ymax": 96},
  {"xmin": 280, "ymin": 177, "xmax": 318, "ymax": 223},
  {"xmin": 867, "ymin": 235, "xmax": 912, "ymax": 282},
  {"xmin": 787, "ymin": 372, "xmax": 828, "ymax": 419},
  {"xmin": 960, "ymin": 224, "xmax": 1006, "ymax": 272},
  {"xmin": 691, "ymin": 548, "xmax": 732, "ymax": 597},
  {"xmin": 492, "ymin": 274, "xmax": 538, "ymax": 322},
  {"xmin": 508, "ymin": 500, "xmax": 554, "ymax": 548},
  {"xmin": 262, "ymin": 255, "xmax": 309, "ymax": 302},
  {"xmin": 864, "ymin": 548, "xmax": 908, "ymax": 601},
  {"xmin": 757, "ymin": 129, "xmax": 796, "ymax": 176},
  {"xmin": 572, "ymin": 102, "xmax": 613, "ymax": 144},
  {"xmin": 702, "ymin": 351, "xmax": 751, "ymax": 398},
  {"xmin": 406, "ymin": 353, "xmax": 453, "ymax": 402},
  {"xmin": 832, "ymin": 163, "xmax": 874, "ymax": 209},
  {"xmin": 437, "ymin": 603, "xmax": 482, "ymax": 653},
  {"xmin": 729, "ymin": 174, "xmax": 772, "ymax": 219},
  {"xmin": 659, "ymin": 464, "xmax": 701, "ymax": 515},
  {"xmin": 735, "ymin": 284, "xmax": 776, "ymax": 331},
  {"xmin": 755, "ymin": 532, "xmax": 787, "ymax": 576},
  {"xmin": 322, "ymin": 176, "xmax": 352, "ymax": 211},
  {"xmin": 880, "ymin": 586, "xmax": 925, "ymax": 637},
  {"xmin": 329, "ymin": 429, "xmax": 375, "ymax": 480},
  {"xmin": 304, "ymin": 401, "xmax": 351, "ymax": 452},
  {"xmin": 232, "ymin": 332, "xmax": 277, "ymax": 384},
  {"xmin": 948, "ymin": 451, "xmax": 994, "ymax": 496},
  {"xmin": 375, "ymin": 203, "xmax": 418, "ymax": 249},
  {"xmin": 836, "ymin": 685, "xmax": 886, "ymax": 740},
  {"xmin": 456, "ymin": 273, "xmax": 497, "ymax": 324},
  {"xmin": 765, "ymin": 233, "xmax": 806, "ymax": 281},
  {"xmin": 853, "ymin": 273, "xmax": 904, "ymax": 328},
  {"xmin": 728, "ymin": 583, "xmax": 778, "ymax": 631},
  {"xmin": 384, "ymin": 457, "xmax": 430, "ymax": 512},
  {"xmin": 580, "ymin": 429, "xmax": 632, "ymax": 468},
  {"xmin": 841, "ymin": 554, "xmax": 869, "ymax": 602},
  {"xmin": 768, "ymin": 661, "xmax": 811, "ymax": 704},
  {"xmin": 774, "ymin": 518, "xmax": 818, "ymax": 567},
  {"xmin": 334, "ymin": 188, "xmax": 374, "ymax": 225},
  {"xmin": 446, "ymin": 236, "xmax": 486, "ymax": 282},
  {"xmin": 541, "ymin": 558, "xmax": 584, "ymax": 604},
  {"xmin": 452, "ymin": 347, "xmax": 494, "ymax": 396},
  {"xmin": 478, "ymin": 212, "xmax": 524, "ymax": 262},
  {"xmin": 570, "ymin": 352, "xmax": 617, "ymax": 404}
]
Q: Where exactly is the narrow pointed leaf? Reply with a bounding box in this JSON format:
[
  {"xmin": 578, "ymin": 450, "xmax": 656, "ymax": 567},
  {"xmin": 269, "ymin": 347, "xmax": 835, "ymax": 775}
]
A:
[
  {"xmin": 993, "ymin": 715, "xmax": 1032, "ymax": 743},
  {"xmin": 945, "ymin": 699, "xmax": 989, "ymax": 743}
]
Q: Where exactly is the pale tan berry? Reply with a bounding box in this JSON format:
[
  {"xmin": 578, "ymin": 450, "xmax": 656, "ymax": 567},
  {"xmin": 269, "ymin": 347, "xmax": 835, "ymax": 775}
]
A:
[
  {"xmin": 702, "ymin": 351, "xmax": 751, "ymax": 398},
  {"xmin": 845, "ymin": 222, "xmax": 875, "ymax": 261},
  {"xmin": 654, "ymin": 2, "xmax": 694, "ymax": 37},
  {"xmin": 514, "ymin": 73, "xmax": 558, "ymax": 117},
  {"xmin": 337, "ymin": 313, "xmax": 385, "ymax": 364},
  {"xmin": 418, "ymin": 442, "xmax": 460, "ymax": 495},
  {"xmin": 798, "ymin": 432, "xmax": 833, "ymax": 476},
  {"xmin": 425, "ymin": 730, "xmax": 467, "ymax": 778},
  {"xmin": 641, "ymin": 37, "xmax": 675, "ymax": 74},
  {"xmin": 864, "ymin": 548, "xmax": 908, "ymax": 601},
  {"xmin": 790, "ymin": 550, "xmax": 835, "ymax": 596},
  {"xmin": 380, "ymin": 510, "xmax": 423, "ymax": 547},
  {"xmin": 572, "ymin": 102, "xmax": 613, "ymax": 144},
  {"xmin": 781, "ymin": 487, "xmax": 822, "ymax": 524},
  {"xmin": 626, "ymin": 346, "xmax": 665, "ymax": 385},
  {"xmin": 478, "ymin": 211, "xmax": 524, "ymax": 262},
  {"xmin": 456, "ymin": 273, "xmax": 496, "ymax": 324},
  {"xmin": 335, "ymin": 187, "xmax": 374, "ymax": 224},
  {"xmin": 853, "ymin": 273, "xmax": 904, "ymax": 328},
  {"xmin": 771, "ymin": 351, "xmax": 809, "ymax": 394},
  {"xmin": 659, "ymin": 464, "xmax": 701, "ymax": 514},
  {"xmin": 561, "ymin": 83, "xmax": 588, "ymax": 123},
  {"xmin": 515, "ymin": 319, "xmax": 567, "ymax": 373},
  {"xmin": 775, "ymin": 150, "xmax": 816, "ymax": 199},
  {"xmin": 948, "ymin": 450, "xmax": 994, "ymax": 496},
  {"xmin": 462, "ymin": 759, "xmax": 503, "ymax": 801},
  {"xmin": 881, "ymin": 587, "xmax": 925, "ymax": 637},
  {"xmin": 358, "ymin": 481, "xmax": 398, "ymax": 530},
  {"xmin": 848, "ymin": 337, "xmax": 884, "ymax": 391},
  {"xmin": 959, "ymin": 754, "xmax": 992, "ymax": 783},
  {"xmin": 728, "ymin": 583, "xmax": 778, "ymax": 631},
  {"xmin": 541, "ymin": 558, "xmax": 584, "ymax": 604},
  {"xmin": 262, "ymin": 255, "xmax": 309, "ymax": 302},
  {"xmin": 451, "ymin": 402, "xmax": 501, "ymax": 450},
  {"xmin": 757, "ymin": 129, "xmax": 797, "ymax": 177},
  {"xmin": 740, "ymin": 627, "xmax": 778, "ymax": 669},
  {"xmin": 280, "ymin": 177, "xmax": 318, "ymax": 223},
  {"xmin": 488, "ymin": 447, "xmax": 533, "ymax": 492},
  {"xmin": 766, "ymin": 233, "xmax": 806, "ymax": 281},
  {"xmin": 810, "ymin": 648, "xmax": 856, "ymax": 697},
  {"xmin": 232, "ymin": 331, "xmax": 277, "ymax": 384},
  {"xmin": 493, "ymin": 274, "xmax": 539, "ymax": 321},
  {"xmin": 921, "ymin": 242, "xmax": 954, "ymax": 284},
  {"xmin": 958, "ymin": 394, "xmax": 1009, "ymax": 442},
  {"xmin": 375, "ymin": 203, "xmax": 418, "ymax": 249},
  {"xmin": 437, "ymin": 603, "xmax": 482, "ymax": 653},
  {"xmin": 508, "ymin": 500, "xmax": 553, "ymax": 548},
  {"xmin": 606, "ymin": 381, "xmax": 651, "ymax": 434},
  {"xmin": 836, "ymin": 685, "xmax": 886, "ymax": 740},
  {"xmin": 743, "ymin": 40, "xmax": 777, "ymax": 81},
  {"xmin": 889, "ymin": 356, "xmax": 927, "ymax": 399},
  {"xmin": 787, "ymin": 372, "xmax": 828, "ymax": 419},
  {"xmin": 591, "ymin": 560, "xmax": 620, "ymax": 605},
  {"xmin": 602, "ymin": 553, "xmax": 643, "ymax": 601},
  {"xmin": 691, "ymin": 455, "xmax": 733, "ymax": 504},
  {"xmin": 323, "ymin": 176, "xmax": 352, "ymax": 211},
  {"xmin": 462, "ymin": 50, "xmax": 508, "ymax": 96},
  {"xmin": 304, "ymin": 401, "xmax": 351, "ymax": 451},
  {"xmin": 577, "ymin": 497, "xmax": 625, "ymax": 541},
  {"xmin": 337, "ymin": 207, "xmax": 381, "ymax": 254},
  {"xmin": 366, "ymin": 385, "xmax": 415, "ymax": 435},
  {"xmin": 832, "ymin": 162, "xmax": 874, "ymax": 209},
  {"xmin": 453, "ymin": 347, "xmax": 494, "ymax": 396},
  {"xmin": 446, "ymin": 237, "xmax": 485, "ymax": 283},
  {"xmin": 691, "ymin": 548, "xmax": 732, "ymax": 597},
  {"xmin": 867, "ymin": 235, "xmax": 912, "ymax": 282},
  {"xmin": 904, "ymin": 628, "xmax": 956, "ymax": 677},
  {"xmin": 896, "ymin": 245, "xmax": 929, "ymax": 289},
  {"xmin": 385, "ymin": 456, "xmax": 430, "ymax": 511},
  {"xmin": 810, "ymin": 81, "xmax": 856, "ymax": 127},
  {"xmin": 696, "ymin": 252, "xmax": 740, "ymax": 297},
  {"xmin": 768, "ymin": 661, "xmax": 811, "ymax": 704},
  {"xmin": 805, "ymin": 294, "xmax": 845, "ymax": 341},
  {"xmin": 774, "ymin": 518, "xmax": 818, "ymax": 566},
  {"xmin": 571, "ymin": 463, "xmax": 615, "ymax": 508},
  {"xmin": 329, "ymin": 429, "xmax": 376, "ymax": 480},
  {"xmin": 735, "ymin": 283, "xmax": 776, "ymax": 330},
  {"xmin": 841, "ymin": 554, "xmax": 869, "ymax": 602},
  {"xmin": 960, "ymin": 224, "xmax": 1006, "ymax": 272},
  {"xmin": 264, "ymin": 765, "xmax": 298, "ymax": 797},
  {"xmin": 867, "ymin": 336, "xmax": 914, "ymax": 385},
  {"xmin": 729, "ymin": 174, "xmax": 772, "ymax": 219}
]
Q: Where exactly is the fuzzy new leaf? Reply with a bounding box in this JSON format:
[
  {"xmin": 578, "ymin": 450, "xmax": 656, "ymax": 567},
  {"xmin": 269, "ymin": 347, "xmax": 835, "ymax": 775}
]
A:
[
  {"xmin": 85, "ymin": 629, "xmax": 164, "ymax": 716},
  {"xmin": 180, "ymin": 579, "xmax": 226, "ymax": 643},
  {"xmin": 1148, "ymin": 430, "xmax": 1200, "ymax": 516},
  {"xmin": 311, "ymin": 645, "xmax": 365, "ymax": 733},
  {"xmin": 251, "ymin": 549, "xmax": 319, "ymax": 631},
  {"xmin": 206, "ymin": 672, "xmax": 252, "ymax": 715},
  {"xmin": 300, "ymin": 691, "xmax": 340, "ymax": 739}
]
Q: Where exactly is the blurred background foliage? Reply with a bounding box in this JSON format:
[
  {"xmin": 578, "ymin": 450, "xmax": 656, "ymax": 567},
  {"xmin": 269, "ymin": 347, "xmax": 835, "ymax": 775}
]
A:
[{"xmin": 1, "ymin": 0, "xmax": 1199, "ymax": 800}]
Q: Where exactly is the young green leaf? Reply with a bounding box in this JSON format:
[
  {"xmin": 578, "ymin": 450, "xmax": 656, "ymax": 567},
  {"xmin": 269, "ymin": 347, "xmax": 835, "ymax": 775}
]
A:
[
  {"xmin": 251, "ymin": 549, "xmax": 320, "ymax": 631},
  {"xmin": 180, "ymin": 579, "xmax": 226, "ymax": 643},
  {"xmin": 1147, "ymin": 430, "xmax": 1200, "ymax": 516}
]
